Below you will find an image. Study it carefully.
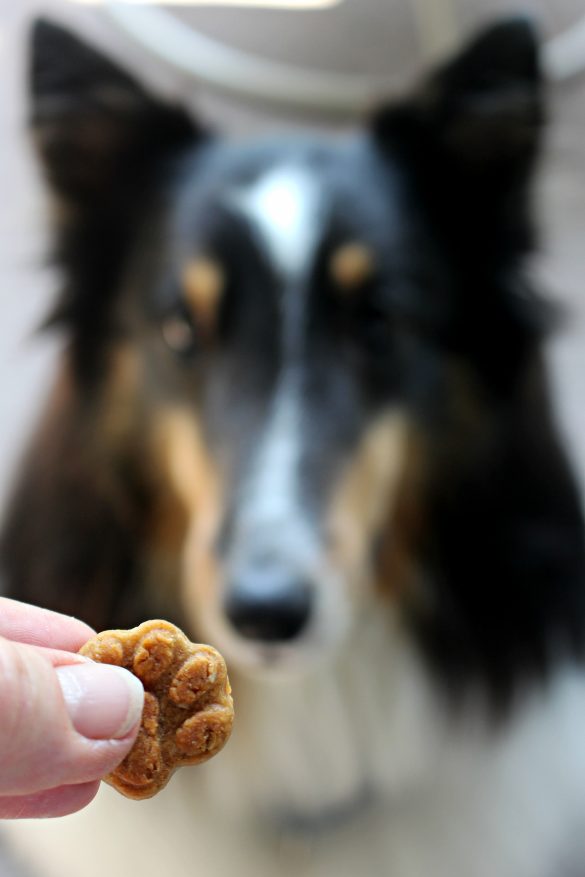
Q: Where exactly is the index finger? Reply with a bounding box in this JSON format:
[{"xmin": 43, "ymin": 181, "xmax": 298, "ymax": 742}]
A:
[{"xmin": 0, "ymin": 597, "xmax": 95, "ymax": 651}]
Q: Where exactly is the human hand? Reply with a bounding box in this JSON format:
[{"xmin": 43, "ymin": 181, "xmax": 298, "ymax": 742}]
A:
[{"xmin": 0, "ymin": 597, "xmax": 144, "ymax": 818}]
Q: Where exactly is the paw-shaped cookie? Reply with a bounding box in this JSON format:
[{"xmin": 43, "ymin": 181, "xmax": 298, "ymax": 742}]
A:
[{"xmin": 79, "ymin": 620, "xmax": 234, "ymax": 799}]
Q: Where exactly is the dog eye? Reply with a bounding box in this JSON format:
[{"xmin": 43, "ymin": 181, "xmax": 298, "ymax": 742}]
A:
[{"xmin": 161, "ymin": 310, "xmax": 197, "ymax": 357}]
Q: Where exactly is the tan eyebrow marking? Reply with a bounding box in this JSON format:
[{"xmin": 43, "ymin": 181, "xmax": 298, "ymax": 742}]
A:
[
  {"xmin": 182, "ymin": 257, "xmax": 225, "ymax": 334},
  {"xmin": 330, "ymin": 242, "xmax": 374, "ymax": 293}
]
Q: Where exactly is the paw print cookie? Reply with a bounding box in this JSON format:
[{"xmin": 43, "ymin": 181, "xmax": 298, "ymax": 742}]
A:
[{"xmin": 79, "ymin": 620, "xmax": 234, "ymax": 799}]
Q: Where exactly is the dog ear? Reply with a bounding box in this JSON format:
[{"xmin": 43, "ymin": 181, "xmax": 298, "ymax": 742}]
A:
[
  {"xmin": 372, "ymin": 18, "xmax": 543, "ymax": 193},
  {"xmin": 372, "ymin": 18, "xmax": 549, "ymax": 385},
  {"xmin": 30, "ymin": 18, "xmax": 203, "ymax": 204}
]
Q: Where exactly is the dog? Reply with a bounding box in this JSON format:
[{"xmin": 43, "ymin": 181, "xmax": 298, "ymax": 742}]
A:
[{"xmin": 2, "ymin": 15, "xmax": 585, "ymax": 877}]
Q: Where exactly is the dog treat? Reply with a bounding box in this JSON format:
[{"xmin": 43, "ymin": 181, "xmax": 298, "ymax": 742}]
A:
[{"xmin": 79, "ymin": 620, "xmax": 234, "ymax": 799}]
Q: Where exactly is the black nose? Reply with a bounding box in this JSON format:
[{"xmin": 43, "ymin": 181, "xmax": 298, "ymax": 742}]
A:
[{"xmin": 225, "ymin": 567, "xmax": 313, "ymax": 643}]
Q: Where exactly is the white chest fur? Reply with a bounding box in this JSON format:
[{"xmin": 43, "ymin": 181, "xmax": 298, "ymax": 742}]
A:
[{"xmin": 4, "ymin": 620, "xmax": 585, "ymax": 877}]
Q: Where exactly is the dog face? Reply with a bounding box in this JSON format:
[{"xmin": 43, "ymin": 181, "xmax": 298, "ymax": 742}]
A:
[
  {"xmin": 121, "ymin": 137, "xmax": 437, "ymax": 671},
  {"xmin": 120, "ymin": 128, "xmax": 472, "ymax": 674},
  {"xmin": 7, "ymin": 18, "xmax": 585, "ymax": 697}
]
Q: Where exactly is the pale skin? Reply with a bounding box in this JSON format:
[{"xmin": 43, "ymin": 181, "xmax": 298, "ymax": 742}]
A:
[{"xmin": 0, "ymin": 598, "xmax": 144, "ymax": 819}]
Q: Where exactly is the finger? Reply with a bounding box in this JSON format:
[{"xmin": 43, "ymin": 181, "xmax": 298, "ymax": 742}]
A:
[
  {"xmin": 28, "ymin": 644, "xmax": 91, "ymax": 668},
  {"xmin": 0, "ymin": 597, "xmax": 95, "ymax": 651},
  {"xmin": 0, "ymin": 637, "xmax": 143, "ymax": 796},
  {"xmin": 0, "ymin": 781, "xmax": 100, "ymax": 819}
]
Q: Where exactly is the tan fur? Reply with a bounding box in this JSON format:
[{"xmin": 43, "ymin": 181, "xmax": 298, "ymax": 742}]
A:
[
  {"xmin": 375, "ymin": 428, "xmax": 427, "ymax": 601},
  {"xmin": 147, "ymin": 408, "xmax": 224, "ymax": 633},
  {"xmin": 182, "ymin": 257, "xmax": 224, "ymax": 335},
  {"xmin": 327, "ymin": 413, "xmax": 411, "ymax": 595},
  {"xmin": 99, "ymin": 344, "xmax": 143, "ymax": 446},
  {"xmin": 329, "ymin": 243, "xmax": 374, "ymax": 293}
]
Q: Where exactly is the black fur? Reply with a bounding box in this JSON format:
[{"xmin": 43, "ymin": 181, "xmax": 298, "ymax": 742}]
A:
[
  {"xmin": 2, "ymin": 16, "xmax": 584, "ymax": 706},
  {"xmin": 31, "ymin": 18, "xmax": 203, "ymax": 383},
  {"xmin": 372, "ymin": 18, "xmax": 585, "ymax": 701}
]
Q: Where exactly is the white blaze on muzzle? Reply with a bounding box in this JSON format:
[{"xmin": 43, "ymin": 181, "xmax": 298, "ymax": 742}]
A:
[{"xmin": 227, "ymin": 161, "xmax": 324, "ymax": 569}]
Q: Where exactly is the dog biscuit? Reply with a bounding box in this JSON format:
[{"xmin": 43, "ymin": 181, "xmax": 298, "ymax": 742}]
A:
[{"xmin": 79, "ymin": 620, "xmax": 234, "ymax": 799}]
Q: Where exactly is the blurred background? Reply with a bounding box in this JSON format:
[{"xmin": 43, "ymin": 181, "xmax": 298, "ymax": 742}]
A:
[{"xmin": 0, "ymin": 1, "xmax": 584, "ymax": 874}]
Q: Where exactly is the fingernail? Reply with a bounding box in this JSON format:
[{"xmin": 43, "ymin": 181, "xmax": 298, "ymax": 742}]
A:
[{"xmin": 56, "ymin": 663, "xmax": 144, "ymax": 740}]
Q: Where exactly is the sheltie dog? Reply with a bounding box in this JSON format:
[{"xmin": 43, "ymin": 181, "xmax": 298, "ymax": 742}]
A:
[{"xmin": 3, "ymin": 16, "xmax": 585, "ymax": 877}]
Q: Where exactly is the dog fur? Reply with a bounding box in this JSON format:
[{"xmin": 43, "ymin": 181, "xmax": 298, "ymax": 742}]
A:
[{"xmin": 3, "ymin": 17, "xmax": 585, "ymax": 877}]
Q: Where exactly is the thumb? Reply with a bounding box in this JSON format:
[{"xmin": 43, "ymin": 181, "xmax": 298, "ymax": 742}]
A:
[{"xmin": 0, "ymin": 636, "xmax": 144, "ymax": 796}]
